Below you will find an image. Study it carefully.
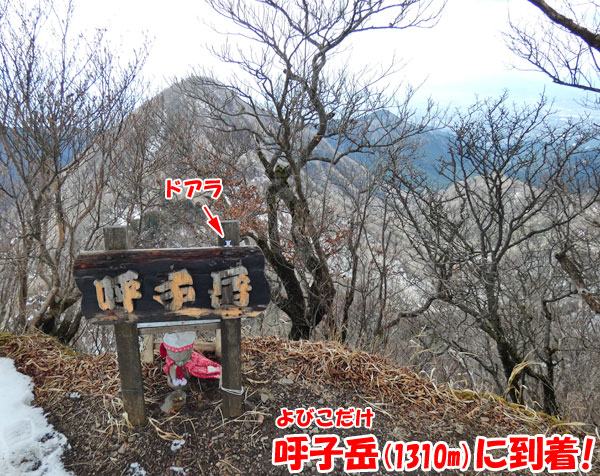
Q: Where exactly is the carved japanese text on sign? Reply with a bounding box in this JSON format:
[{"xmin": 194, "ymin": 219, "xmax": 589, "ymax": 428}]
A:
[
  {"xmin": 209, "ymin": 266, "xmax": 251, "ymax": 308},
  {"xmin": 94, "ymin": 271, "xmax": 142, "ymax": 313},
  {"xmin": 153, "ymin": 268, "xmax": 196, "ymax": 311},
  {"xmin": 74, "ymin": 247, "xmax": 270, "ymax": 325}
]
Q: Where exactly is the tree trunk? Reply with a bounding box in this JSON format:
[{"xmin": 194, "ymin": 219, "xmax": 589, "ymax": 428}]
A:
[{"xmin": 259, "ymin": 171, "xmax": 336, "ymax": 340}]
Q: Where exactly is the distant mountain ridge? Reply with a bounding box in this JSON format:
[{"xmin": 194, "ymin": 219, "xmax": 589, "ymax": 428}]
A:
[
  {"xmin": 155, "ymin": 79, "xmax": 598, "ymax": 190},
  {"xmin": 155, "ymin": 79, "xmax": 452, "ymax": 186}
]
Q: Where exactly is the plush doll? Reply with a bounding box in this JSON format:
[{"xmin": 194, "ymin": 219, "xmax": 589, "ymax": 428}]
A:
[
  {"xmin": 160, "ymin": 332, "xmax": 195, "ymax": 389},
  {"xmin": 160, "ymin": 331, "xmax": 222, "ymax": 391}
]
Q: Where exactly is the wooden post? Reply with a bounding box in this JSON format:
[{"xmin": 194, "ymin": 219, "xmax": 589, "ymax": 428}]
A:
[
  {"xmin": 218, "ymin": 220, "xmax": 241, "ymax": 248},
  {"xmin": 214, "ymin": 329, "xmax": 222, "ymax": 359},
  {"xmin": 215, "ymin": 220, "xmax": 240, "ymax": 359},
  {"xmin": 105, "ymin": 227, "xmax": 146, "ymax": 427},
  {"xmin": 218, "ymin": 221, "xmax": 243, "ymax": 417},
  {"xmin": 141, "ymin": 335, "xmax": 154, "ymax": 364}
]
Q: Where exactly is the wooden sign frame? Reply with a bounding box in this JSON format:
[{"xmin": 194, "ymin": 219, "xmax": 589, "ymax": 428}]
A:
[
  {"xmin": 74, "ymin": 247, "xmax": 270, "ymax": 325},
  {"xmin": 76, "ymin": 222, "xmax": 261, "ymax": 427}
]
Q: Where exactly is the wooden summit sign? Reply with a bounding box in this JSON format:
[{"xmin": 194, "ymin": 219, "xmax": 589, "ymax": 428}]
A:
[{"xmin": 74, "ymin": 247, "xmax": 270, "ymax": 325}]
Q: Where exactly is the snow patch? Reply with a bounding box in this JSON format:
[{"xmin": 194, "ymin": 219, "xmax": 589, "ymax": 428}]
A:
[
  {"xmin": 126, "ymin": 462, "xmax": 147, "ymax": 476},
  {"xmin": 0, "ymin": 357, "xmax": 73, "ymax": 476},
  {"xmin": 170, "ymin": 466, "xmax": 186, "ymax": 474},
  {"xmin": 68, "ymin": 392, "xmax": 80, "ymax": 400},
  {"xmin": 170, "ymin": 439, "xmax": 185, "ymax": 452}
]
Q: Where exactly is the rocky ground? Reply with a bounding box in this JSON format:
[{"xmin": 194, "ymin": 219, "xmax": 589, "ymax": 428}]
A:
[{"xmin": 1, "ymin": 332, "xmax": 597, "ymax": 476}]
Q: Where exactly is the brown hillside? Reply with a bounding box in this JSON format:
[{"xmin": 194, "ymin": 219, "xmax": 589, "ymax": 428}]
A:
[{"xmin": 0, "ymin": 332, "xmax": 597, "ymax": 476}]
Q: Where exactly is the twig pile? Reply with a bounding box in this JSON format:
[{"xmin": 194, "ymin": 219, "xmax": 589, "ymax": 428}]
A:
[
  {"xmin": 243, "ymin": 336, "xmax": 443, "ymax": 406},
  {"xmin": 0, "ymin": 331, "xmax": 120, "ymax": 407},
  {"xmin": 242, "ymin": 336, "xmax": 573, "ymax": 434}
]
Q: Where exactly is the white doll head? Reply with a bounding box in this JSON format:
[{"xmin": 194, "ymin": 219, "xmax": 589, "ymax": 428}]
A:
[{"xmin": 161, "ymin": 331, "xmax": 195, "ymax": 365}]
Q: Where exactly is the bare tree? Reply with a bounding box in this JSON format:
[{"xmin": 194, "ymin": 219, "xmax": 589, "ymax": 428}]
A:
[
  {"xmin": 384, "ymin": 94, "xmax": 600, "ymax": 413},
  {"xmin": 183, "ymin": 0, "xmax": 442, "ymax": 339},
  {"xmin": 327, "ymin": 161, "xmax": 381, "ymax": 343},
  {"xmin": 0, "ymin": 0, "xmax": 145, "ymax": 342},
  {"xmin": 103, "ymin": 96, "xmax": 169, "ymax": 247},
  {"xmin": 506, "ymin": 1, "xmax": 600, "ymax": 318},
  {"xmin": 507, "ymin": 1, "xmax": 600, "ymax": 95}
]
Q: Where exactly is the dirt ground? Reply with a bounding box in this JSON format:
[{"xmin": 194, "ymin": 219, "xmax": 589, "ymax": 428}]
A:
[{"xmin": 1, "ymin": 333, "xmax": 598, "ymax": 476}]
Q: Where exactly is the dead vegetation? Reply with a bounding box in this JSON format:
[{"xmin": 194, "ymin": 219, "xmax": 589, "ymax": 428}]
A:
[{"xmin": 1, "ymin": 331, "xmax": 598, "ymax": 475}]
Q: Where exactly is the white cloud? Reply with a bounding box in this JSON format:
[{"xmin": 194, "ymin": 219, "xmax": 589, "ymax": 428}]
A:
[{"xmin": 63, "ymin": 0, "xmax": 593, "ymax": 110}]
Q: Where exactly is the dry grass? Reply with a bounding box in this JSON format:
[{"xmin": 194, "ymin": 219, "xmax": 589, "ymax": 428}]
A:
[
  {"xmin": 242, "ymin": 336, "xmax": 592, "ymax": 436},
  {"xmin": 0, "ymin": 331, "xmax": 120, "ymax": 406},
  {"xmin": 0, "ymin": 331, "xmax": 594, "ymax": 444},
  {"xmin": 0, "ymin": 330, "xmax": 183, "ymax": 441}
]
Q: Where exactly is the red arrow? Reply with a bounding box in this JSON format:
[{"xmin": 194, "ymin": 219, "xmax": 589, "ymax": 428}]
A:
[{"xmin": 202, "ymin": 205, "xmax": 224, "ymax": 238}]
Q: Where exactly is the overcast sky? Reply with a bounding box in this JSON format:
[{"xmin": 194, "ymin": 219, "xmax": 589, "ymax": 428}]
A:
[{"xmin": 72, "ymin": 0, "xmax": 590, "ymax": 116}]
